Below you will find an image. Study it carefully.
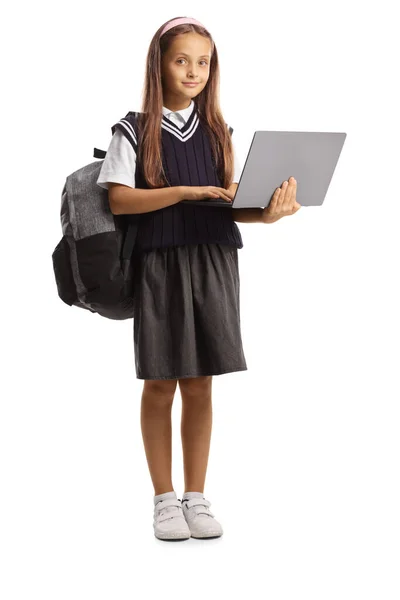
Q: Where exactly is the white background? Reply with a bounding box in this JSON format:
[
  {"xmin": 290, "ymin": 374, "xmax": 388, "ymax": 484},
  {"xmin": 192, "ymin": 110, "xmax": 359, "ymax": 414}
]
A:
[{"xmin": 1, "ymin": 0, "xmax": 399, "ymax": 598}]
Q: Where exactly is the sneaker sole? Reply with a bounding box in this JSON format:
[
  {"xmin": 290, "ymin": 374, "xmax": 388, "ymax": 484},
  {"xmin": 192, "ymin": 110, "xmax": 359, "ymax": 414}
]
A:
[
  {"xmin": 154, "ymin": 531, "xmax": 191, "ymax": 540},
  {"xmin": 190, "ymin": 531, "xmax": 223, "ymax": 539}
]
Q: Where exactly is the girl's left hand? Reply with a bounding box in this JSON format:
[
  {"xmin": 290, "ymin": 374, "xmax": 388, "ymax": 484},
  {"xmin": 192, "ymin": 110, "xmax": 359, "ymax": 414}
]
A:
[{"xmin": 261, "ymin": 177, "xmax": 301, "ymax": 224}]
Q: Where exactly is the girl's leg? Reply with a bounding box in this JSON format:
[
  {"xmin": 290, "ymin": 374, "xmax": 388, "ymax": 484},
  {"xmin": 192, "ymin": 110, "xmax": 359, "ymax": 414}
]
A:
[
  {"xmin": 179, "ymin": 376, "xmax": 213, "ymax": 493},
  {"xmin": 140, "ymin": 379, "xmax": 178, "ymax": 495}
]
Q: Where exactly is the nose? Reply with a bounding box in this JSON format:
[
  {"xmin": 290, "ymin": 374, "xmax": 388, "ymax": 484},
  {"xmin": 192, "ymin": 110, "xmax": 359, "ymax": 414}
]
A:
[{"xmin": 187, "ymin": 67, "xmax": 199, "ymax": 78}]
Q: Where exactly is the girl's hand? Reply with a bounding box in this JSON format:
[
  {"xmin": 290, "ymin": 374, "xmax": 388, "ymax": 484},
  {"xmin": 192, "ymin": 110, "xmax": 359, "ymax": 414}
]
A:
[
  {"xmin": 261, "ymin": 177, "xmax": 301, "ymax": 223},
  {"xmin": 181, "ymin": 185, "xmax": 233, "ymax": 203}
]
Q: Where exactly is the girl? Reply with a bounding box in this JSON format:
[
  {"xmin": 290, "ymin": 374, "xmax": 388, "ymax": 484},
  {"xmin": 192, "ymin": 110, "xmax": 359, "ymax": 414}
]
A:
[{"xmin": 96, "ymin": 16, "xmax": 300, "ymax": 541}]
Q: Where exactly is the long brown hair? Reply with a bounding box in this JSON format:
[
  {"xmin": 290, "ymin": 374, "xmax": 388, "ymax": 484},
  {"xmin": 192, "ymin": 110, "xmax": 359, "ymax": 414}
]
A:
[{"xmin": 136, "ymin": 16, "xmax": 234, "ymax": 189}]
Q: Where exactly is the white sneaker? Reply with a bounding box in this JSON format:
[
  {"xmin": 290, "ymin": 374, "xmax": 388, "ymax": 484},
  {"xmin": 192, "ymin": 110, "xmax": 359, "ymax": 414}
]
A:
[
  {"xmin": 181, "ymin": 493, "xmax": 223, "ymax": 539},
  {"xmin": 153, "ymin": 491, "xmax": 191, "ymax": 540}
]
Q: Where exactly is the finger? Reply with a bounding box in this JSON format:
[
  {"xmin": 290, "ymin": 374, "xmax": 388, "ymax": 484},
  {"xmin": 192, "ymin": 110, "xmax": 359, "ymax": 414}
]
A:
[
  {"xmin": 270, "ymin": 187, "xmax": 281, "ymax": 206},
  {"xmin": 217, "ymin": 188, "xmax": 233, "ymax": 202},
  {"xmin": 287, "ymin": 177, "xmax": 297, "ymax": 207},
  {"xmin": 277, "ymin": 180, "xmax": 288, "ymax": 208},
  {"xmin": 221, "ymin": 187, "xmax": 234, "ymax": 200},
  {"xmin": 282, "ymin": 177, "xmax": 296, "ymax": 208},
  {"xmin": 211, "ymin": 190, "xmax": 230, "ymax": 201},
  {"xmin": 267, "ymin": 187, "xmax": 280, "ymax": 213}
]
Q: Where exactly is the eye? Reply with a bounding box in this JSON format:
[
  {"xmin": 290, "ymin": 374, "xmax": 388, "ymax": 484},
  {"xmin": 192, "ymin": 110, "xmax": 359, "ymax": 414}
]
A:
[{"xmin": 176, "ymin": 59, "xmax": 208, "ymax": 66}]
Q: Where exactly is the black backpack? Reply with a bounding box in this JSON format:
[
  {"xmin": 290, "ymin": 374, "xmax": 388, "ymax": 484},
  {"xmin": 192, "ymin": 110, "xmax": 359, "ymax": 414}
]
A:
[{"xmin": 51, "ymin": 146, "xmax": 140, "ymax": 320}]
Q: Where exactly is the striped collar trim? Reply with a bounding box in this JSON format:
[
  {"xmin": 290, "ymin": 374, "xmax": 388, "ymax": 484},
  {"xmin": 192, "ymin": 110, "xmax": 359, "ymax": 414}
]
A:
[{"xmin": 161, "ymin": 105, "xmax": 200, "ymax": 142}]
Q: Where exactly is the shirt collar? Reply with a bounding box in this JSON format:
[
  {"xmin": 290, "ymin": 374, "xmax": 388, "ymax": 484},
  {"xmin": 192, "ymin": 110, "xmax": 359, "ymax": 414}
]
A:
[{"xmin": 162, "ymin": 100, "xmax": 195, "ymax": 123}]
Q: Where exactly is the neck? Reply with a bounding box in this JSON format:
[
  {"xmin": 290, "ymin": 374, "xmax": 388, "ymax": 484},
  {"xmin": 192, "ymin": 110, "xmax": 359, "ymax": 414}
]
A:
[{"xmin": 163, "ymin": 97, "xmax": 192, "ymax": 112}]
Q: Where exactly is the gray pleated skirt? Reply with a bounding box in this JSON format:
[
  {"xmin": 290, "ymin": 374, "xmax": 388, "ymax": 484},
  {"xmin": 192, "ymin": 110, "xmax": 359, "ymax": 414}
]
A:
[{"xmin": 131, "ymin": 243, "xmax": 247, "ymax": 380}]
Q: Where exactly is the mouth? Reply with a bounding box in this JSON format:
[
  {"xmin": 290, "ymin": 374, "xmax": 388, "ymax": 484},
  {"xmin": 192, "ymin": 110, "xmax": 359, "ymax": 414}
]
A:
[{"xmin": 182, "ymin": 82, "xmax": 199, "ymax": 86}]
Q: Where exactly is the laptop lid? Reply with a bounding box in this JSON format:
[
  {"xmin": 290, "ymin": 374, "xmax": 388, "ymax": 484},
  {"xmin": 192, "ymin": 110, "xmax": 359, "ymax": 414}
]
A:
[{"xmin": 182, "ymin": 130, "xmax": 346, "ymax": 208}]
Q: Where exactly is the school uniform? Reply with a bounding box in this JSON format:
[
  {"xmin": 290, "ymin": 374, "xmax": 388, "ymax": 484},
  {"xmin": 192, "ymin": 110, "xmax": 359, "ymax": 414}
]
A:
[{"xmin": 97, "ymin": 100, "xmax": 247, "ymax": 380}]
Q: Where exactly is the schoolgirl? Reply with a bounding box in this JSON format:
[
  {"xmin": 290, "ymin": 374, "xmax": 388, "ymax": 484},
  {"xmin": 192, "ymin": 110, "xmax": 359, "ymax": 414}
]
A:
[{"xmin": 97, "ymin": 16, "xmax": 300, "ymax": 541}]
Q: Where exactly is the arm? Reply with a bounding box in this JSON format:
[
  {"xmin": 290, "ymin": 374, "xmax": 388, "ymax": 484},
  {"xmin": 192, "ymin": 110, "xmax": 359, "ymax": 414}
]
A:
[{"xmin": 109, "ymin": 183, "xmax": 185, "ymax": 215}]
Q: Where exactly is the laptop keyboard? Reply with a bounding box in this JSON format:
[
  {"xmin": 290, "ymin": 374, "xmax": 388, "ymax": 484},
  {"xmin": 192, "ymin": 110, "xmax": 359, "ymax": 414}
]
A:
[{"xmin": 181, "ymin": 199, "xmax": 232, "ymax": 207}]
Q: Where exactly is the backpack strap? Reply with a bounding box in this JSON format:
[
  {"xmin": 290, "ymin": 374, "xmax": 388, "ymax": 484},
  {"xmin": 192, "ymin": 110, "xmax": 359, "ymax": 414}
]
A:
[
  {"xmin": 93, "ymin": 111, "xmax": 141, "ymax": 158},
  {"xmin": 111, "ymin": 111, "xmax": 142, "ymax": 260},
  {"xmin": 121, "ymin": 219, "xmax": 139, "ymax": 260},
  {"xmin": 111, "ymin": 111, "xmax": 140, "ymax": 153}
]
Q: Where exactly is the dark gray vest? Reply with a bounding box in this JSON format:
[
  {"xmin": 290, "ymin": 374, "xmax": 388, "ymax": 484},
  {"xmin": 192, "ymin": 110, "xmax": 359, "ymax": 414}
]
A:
[{"xmin": 111, "ymin": 104, "xmax": 243, "ymax": 252}]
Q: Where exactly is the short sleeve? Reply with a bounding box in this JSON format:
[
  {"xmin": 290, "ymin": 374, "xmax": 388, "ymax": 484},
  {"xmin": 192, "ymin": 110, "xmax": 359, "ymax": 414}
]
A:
[
  {"xmin": 231, "ymin": 130, "xmax": 242, "ymax": 184},
  {"xmin": 96, "ymin": 129, "xmax": 137, "ymax": 190}
]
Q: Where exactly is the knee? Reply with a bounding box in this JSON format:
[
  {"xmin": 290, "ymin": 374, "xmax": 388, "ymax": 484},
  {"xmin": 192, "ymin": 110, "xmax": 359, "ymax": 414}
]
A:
[
  {"xmin": 143, "ymin": 379, "xmax": 178, "ymax": 405},
  {"xmin": 179, "ymin": 375, "xmax": 212, "ymax": 399}
]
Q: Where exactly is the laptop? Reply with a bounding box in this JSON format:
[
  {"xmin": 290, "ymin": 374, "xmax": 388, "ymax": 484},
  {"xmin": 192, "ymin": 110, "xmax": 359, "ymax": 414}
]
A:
[{"xmin": 181, "ymin": 130, "xmax": 347, "ymax": 208}]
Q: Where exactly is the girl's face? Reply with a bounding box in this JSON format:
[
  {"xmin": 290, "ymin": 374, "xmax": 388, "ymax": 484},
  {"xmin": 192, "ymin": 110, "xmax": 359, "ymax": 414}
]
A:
[{"xmin": 161, "ymin": 33, "xmax": 211, "ymax": 107}]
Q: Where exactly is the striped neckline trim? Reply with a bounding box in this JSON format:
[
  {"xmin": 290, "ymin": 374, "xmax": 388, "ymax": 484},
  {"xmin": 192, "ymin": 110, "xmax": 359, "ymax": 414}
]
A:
[{"xmin": 161, "ymin": 104, "xmax": 200, "ymax": 142}]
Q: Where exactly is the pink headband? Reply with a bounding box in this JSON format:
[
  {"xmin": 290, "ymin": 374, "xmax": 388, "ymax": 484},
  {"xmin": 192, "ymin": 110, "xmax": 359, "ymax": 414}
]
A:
[{"xmin": 160, "ymin": 17, "xmax": 205, "ymax": 37}]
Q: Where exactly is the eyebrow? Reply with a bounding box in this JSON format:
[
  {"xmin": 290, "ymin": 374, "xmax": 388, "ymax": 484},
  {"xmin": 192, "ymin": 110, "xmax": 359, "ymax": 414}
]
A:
[{"xmin": 174, "ymin": 53, "xmax": 210, "ymax": 58}]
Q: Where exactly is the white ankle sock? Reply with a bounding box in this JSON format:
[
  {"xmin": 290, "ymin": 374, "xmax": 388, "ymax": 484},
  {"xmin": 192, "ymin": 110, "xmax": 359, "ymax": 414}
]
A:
[
  {"xmin": 182, "ymin": 491, "xmax": 204, "ymax": 502},
  {"xmin": 154, "ymin": 490, "xmax": 177, "ymax": 506}
]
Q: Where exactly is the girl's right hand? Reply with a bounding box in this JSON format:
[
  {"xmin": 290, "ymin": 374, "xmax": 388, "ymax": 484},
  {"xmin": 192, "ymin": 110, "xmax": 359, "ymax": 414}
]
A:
[{"xmin": 181, "ymin": 186, "xmax": 233, "ymax": 203}]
